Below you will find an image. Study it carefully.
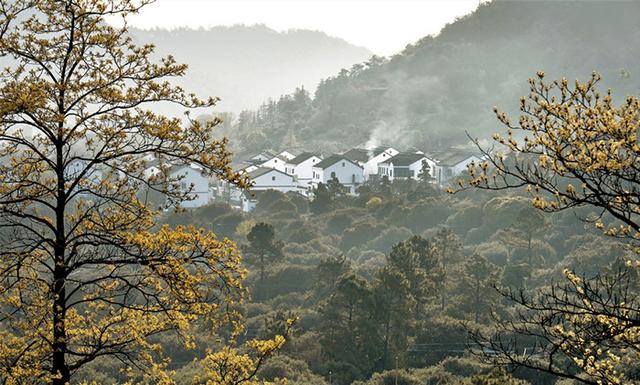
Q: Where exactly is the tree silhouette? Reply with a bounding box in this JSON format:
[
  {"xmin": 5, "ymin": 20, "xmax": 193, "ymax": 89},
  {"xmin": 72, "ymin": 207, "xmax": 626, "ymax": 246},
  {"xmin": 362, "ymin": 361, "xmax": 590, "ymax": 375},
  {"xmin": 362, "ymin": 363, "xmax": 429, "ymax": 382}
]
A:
[
  {"xmin": 0, "ymin": 1, "xmax": 290, "ymax": 383},
  {"xmin": 245, "ymin": 222, "xmax": 284, "ymax": 300}
]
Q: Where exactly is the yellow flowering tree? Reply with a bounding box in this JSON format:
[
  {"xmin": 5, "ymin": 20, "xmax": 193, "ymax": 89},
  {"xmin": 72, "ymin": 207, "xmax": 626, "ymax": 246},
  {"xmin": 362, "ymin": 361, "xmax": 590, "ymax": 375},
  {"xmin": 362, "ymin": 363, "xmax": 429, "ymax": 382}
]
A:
[
  {"xmin": 458, "ymin": 73, "xmax": 640, "ymax": 385},
  {"xmin": 462, "ymin": 71, "xmax": 639, "ymax": 242},
  {"xmin": 0, "ymin": 1, "xmax": 287, "ymax": 384}
]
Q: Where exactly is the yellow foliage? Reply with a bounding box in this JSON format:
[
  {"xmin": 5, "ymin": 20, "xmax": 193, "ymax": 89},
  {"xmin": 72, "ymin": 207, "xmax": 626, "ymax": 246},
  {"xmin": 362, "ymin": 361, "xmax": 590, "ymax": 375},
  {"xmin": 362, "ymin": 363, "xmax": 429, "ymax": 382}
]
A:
[
  {"xmin": 366, "ymin": 196, "xmax": 383, "ymax": 209},
  {"xmin": 0, "ymin": 1, "xmax": 270, "ymax": 384},
  {"xmin": 458, "ymin": 71, "xmax": 640, "ymax": 385}
]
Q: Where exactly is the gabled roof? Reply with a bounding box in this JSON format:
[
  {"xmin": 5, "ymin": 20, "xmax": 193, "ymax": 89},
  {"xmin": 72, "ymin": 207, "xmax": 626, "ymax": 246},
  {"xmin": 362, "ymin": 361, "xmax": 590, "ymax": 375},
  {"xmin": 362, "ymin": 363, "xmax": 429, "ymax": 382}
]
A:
[
  {"xmin": 342, "ymin": 148, "xmax": 370, "ymax": 163},
  {"xmin": 247, "ymin": 167, "xmax": 293, "ymax": 180},
  {"xmin": 260, "ymin": 155, "xmax": 286, "ymax": 164},
  {"xmin": 277, "ymin": 150, "xmax": 298, "ymax": 160},
  {"xmin": 381, "ymin": 152, "xmax": 426, "ymax": 167},
  {"xmin": 436, "ymin": 151, "xmax": 481, "ymax": 167},
  {"xmin": 288, "ymin": 152, "xmax": 320, "ymax": 165},
  {"xmin": 371, "ymin": 146, "xmax": 395, "ymax": 157},
  {"xmin": 231, "ymin": 161, "xmax": 248, "ymax": 172},
  {"xmin": 251, "ymin": 150, "xmax": 276, "ymax": 159},
  {"xmin": 313, "ymin": 154, "xmax": 362, "ymax": 170},
  {"xmin": 168, "ymin": 163, "xmax": 205, "ymax": 176},
  {"xmin": 343, "ymin": 147, "xmax": 394, "ymax": 163}
]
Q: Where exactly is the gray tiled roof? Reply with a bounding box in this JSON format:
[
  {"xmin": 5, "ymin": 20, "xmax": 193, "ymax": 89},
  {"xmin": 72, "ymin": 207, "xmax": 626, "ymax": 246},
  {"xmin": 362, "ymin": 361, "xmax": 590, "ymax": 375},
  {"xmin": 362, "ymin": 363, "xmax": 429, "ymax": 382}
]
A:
[
  {"xmin": 288, "ymin": 152, "xmax": 320, "ymax": 165},
  {"xmin": 314, "ymin": 154, "xmax": 362, "ymax": 169},
  {"xmin": 382, "ymin": 152, "xmax": 426, "ymax": 167}
]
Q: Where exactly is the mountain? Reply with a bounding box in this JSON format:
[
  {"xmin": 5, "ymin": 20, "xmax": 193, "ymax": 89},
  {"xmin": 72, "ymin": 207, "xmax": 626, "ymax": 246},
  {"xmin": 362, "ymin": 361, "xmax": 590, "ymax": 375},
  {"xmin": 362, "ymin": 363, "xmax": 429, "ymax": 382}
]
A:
[
  {"xmin": 129, "ymin": 25, "xmax": 372, "ymax": 113},
  {"xmin": 227, "ymin": 1, "xmax": 640, "ymax": 156}
]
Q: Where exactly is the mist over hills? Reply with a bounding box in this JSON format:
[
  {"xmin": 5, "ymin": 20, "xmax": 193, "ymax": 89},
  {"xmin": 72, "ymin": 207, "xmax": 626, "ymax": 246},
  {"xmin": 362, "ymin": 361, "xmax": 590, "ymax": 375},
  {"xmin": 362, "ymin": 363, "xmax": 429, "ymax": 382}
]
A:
[
  {"xmin": 129, "ymin": 25, "xmax": 372, "ymax": 113},
  {"xmin": 226, "ymin": 0, "xmax": 640, "ymax": 156}
]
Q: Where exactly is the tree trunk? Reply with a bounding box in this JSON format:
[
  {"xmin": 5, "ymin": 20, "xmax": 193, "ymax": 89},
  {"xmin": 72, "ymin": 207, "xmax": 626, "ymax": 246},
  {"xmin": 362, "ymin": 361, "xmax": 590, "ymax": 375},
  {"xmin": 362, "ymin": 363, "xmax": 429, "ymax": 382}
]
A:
[
  {"xmin": 474, "ymin": 280, "xmax": 480, "ymax": 324},
  {"xmin": 52, "ymin": 144, "xmax": 69, "ymax": 385},
  {"xmin": 259, "ymin": 251, "xmax": 265, "ymax": 300},
  {"xmin": 52, "ymin": 261, "xmax": 69, "ymax": 385},
  {"xmin": 441, "ymin": 264, "xmax": 447, "ymax": 311}
]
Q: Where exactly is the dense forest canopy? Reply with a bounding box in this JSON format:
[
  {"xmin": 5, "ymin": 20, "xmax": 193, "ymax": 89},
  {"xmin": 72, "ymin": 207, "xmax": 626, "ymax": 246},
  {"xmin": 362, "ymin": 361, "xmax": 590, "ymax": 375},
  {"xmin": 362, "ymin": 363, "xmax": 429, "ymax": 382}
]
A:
[{"xmin": 224, "ymin": 1, "xmax": 640, "ymax": 157}]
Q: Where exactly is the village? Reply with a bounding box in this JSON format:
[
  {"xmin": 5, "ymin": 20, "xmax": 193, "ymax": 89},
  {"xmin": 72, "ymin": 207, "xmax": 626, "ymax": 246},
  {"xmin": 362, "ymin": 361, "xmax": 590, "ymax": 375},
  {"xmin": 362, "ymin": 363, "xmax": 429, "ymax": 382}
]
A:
[{"xmin": 162, "ymin": 146, "xmax": 484, "ymax": 212}]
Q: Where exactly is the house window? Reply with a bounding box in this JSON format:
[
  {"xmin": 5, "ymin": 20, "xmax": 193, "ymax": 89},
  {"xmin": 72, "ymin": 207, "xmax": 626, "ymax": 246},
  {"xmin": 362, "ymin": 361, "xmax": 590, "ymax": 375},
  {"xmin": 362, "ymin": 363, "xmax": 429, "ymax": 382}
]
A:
[
  {"xmin": 342, "ymin": 162, "xmax": 345, "ymax": 167},
  {"xmin": 330, "ymin": 171, "xmax": 336, "ymax": 178},
  {"xmin": 272, "ymin": 176, "xmax": 276, "ymax": 181}
]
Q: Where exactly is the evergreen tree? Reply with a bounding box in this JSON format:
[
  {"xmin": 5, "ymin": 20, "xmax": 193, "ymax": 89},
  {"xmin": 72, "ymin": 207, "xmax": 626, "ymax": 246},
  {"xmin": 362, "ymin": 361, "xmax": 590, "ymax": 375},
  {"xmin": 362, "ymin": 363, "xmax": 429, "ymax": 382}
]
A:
[
  {"xmin": 417, "ymin": 160, "xmax": 435, "ymax": 184},
  {"xmin": 327, "ymin": 175, "xmax": 349, "ymax": 196},
  {"xmin": 372, "ymin": 267, "xmax": 413, "ymax": 372},
  {"xmin": 319, "ymin": 273, "xmax": 377, "ymax": 385},
  {"xmin": 310, "ymin": 182, "xmax": 333, "ymax": 214},
  {"xmin": 386, "ymin": 236, "xmax": 442, "ymax": 317},
  {"xmin": 458, "ymin": 254, "xmax": 499, "ymax": 324},
  {"xmin": 431, "ymin": 228, "xmax": 464, "ymax": 310},
  {"xmin": 245, "ymin": 222, "xmax": 284, "ymax": 299}
]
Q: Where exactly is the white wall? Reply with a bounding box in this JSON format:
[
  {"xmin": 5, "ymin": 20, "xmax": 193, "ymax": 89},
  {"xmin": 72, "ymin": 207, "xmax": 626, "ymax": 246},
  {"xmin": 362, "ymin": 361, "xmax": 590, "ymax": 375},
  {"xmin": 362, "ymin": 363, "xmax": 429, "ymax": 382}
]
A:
[
  {"xmin": 252, "ymin": 170, "xmax": 298, "ymax": 193},
  {"xmin": 314, "ymin": 159, "xmax": 363, "ymax": 193},
  {"xmin": 170, "ymin": 166, "xmax": 210, "ymax": 208},
  {"xmin": 363, "ymin": 148, "xmax": 399, "ymax": 179},
  {"xmin": 260, "ymin": 156, "xmax": 287, "ymax": 172},
  {"xmin": 408, "ymin": 158, "xmax": 437, "ymax": 180},
  {"xmin": 377, "ymin": 157, "xmax": 435, "ymax": 181},
  {"xmin": 435, "ymin": 156, "xmax": 482, "ymax": 185},
  {"xmin": 290, "ymin": 156, "xmax": 322, "ymax": 193},
  {"xmin": 241, "ymin": 195, "xmax": 257, "ymax": 212},
  {"xmin": 278, "ymin": 151, "xmax": 296, "ymax": 161}
]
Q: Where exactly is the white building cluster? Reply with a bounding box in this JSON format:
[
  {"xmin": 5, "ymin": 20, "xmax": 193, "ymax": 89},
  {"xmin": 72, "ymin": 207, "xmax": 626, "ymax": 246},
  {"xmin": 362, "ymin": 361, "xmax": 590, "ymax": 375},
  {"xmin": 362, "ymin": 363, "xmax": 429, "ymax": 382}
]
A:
[
  {"xmin": 137, "ymin": 146, "xmax": 482, "ymax": 211},
  {"xmin": 216, "ymin": 146, "xmax": 483, "ymax": 212}
]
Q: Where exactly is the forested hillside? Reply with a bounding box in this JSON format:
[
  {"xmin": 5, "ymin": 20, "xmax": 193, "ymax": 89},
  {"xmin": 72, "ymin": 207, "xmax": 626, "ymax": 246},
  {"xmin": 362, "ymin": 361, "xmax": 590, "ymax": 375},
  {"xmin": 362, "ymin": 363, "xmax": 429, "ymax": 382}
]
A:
[
  {"xmin": 225, "ymin": 1, "xmax": 640, "ymax": 156},
  {"xmin": 130, "ymin": 25, "xmax": 372, "ymax": 113},
  {"xmin": 120, "ymin": 178, "xmax": 632, "ymax": 385}
]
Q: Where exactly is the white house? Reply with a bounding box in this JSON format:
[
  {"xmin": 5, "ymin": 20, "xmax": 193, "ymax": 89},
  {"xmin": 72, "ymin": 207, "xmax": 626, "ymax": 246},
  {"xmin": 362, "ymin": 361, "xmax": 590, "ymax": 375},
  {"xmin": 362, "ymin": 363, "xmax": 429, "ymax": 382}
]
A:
[
  {"xmin": 142, "ymin": 158, "xmax": 164, "ymax": 180},
  {"xmin": 247, "ymin": 151, "xmax": 276, "ymax": 164},
  {"xmin": 229, "ymin": 161, "xmax": 259, "ymax": 180},
  {"xmin": 276, "ymin": 150, "xmax": 297, "ymax": 161},
  {"xmin": 240, "ymin": 190, "xmax": 266, "ymax": 213},
  {"xmin": 284, "ymin": 152, "xmax": 323, "ymax": 194},
  {"xmin": 312, "ymin": 154, "xmax": 364, "ymax": 194},
  {"xmin": 342, "ymin": 146, "xmax": 399, "ymax": 180},
  {"xmin": 433, "ymin": 151, "xmax": 483, "ymax": 186},
  {"xmin": 258, "ymin": 155, "xmax": 288, "ymax": 172},
  {"xmin": 169, "ymin": 164, "xmax": 210, "ymax": 208},
  {"xmin": 377, "ymin": 152, "xmax": 436, "ymax": 181},
  {"xmin": 248, "ymin": 167, "xmax": 299, "ymax": 193}
]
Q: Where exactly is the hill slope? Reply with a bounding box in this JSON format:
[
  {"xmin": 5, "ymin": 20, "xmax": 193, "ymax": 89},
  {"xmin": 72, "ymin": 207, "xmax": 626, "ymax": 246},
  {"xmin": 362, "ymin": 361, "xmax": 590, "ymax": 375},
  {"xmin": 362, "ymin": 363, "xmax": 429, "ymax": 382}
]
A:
[
  {"xmin": 130, "ymin": 25, "xmax": 372, "ymax": 113},
  {"xmin": 228, "ymin": 1, "xmax": 640, "ymax": 155}
]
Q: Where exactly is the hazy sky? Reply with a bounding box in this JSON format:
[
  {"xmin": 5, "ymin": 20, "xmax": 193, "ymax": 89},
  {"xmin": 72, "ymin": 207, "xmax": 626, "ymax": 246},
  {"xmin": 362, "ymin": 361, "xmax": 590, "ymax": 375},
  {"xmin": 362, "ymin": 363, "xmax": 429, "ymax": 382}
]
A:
[{"xmin": 123, "ymin": 0, "xmax": 481, "ymax": 56}]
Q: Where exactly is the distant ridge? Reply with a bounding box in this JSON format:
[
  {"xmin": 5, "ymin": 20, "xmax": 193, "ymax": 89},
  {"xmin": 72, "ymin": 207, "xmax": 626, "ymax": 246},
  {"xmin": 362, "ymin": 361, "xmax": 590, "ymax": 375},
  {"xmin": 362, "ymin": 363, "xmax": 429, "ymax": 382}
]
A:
[
  {"xmin": 130, "ymin": 25, "xmax": 372, "ymax": 113},
  {"xmin": 227, "ymin": 1, "xmax": 640, "ymax": 155}
]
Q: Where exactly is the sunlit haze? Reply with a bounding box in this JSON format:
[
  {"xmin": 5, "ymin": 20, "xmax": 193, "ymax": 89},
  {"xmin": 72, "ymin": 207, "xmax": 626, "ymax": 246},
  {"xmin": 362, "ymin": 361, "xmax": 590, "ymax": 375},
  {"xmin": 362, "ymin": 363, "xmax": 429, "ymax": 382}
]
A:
[{"xmin": 120, "ymin": 0, "xmax": 481, "ymax": 56}]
